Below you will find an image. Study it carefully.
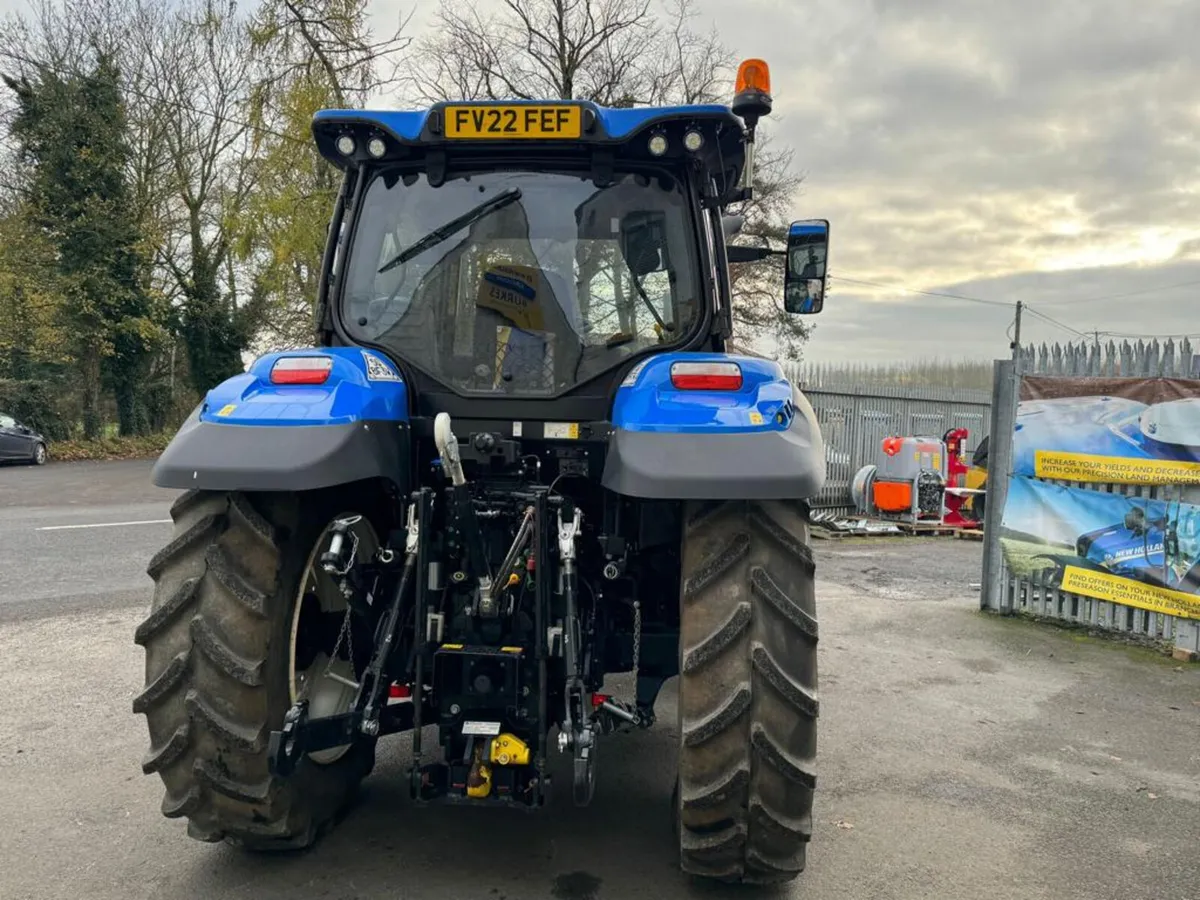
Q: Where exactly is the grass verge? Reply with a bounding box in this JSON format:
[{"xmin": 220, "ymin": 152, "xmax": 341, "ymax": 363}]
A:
[{"xmin": 49, "ymin": 433, "xmax": 174, "ymax": 462}]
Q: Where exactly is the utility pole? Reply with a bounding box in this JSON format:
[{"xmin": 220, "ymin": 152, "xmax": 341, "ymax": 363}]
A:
[{"xmin": 1011, "ymin": 301, "xmax": 1023, "ymax": 367}]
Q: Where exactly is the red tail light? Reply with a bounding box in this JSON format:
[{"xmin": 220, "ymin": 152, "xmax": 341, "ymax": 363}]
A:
[
  {"xmin": 670, "ymin": 361, "xmax": 743, "ymax": 391},
  {"xmin": 270, "ymin": 356, "xmax": 333, "ymax": 385}
]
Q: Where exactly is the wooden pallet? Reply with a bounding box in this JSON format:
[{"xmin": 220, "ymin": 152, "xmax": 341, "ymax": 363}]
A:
[
  {"xmin": 895, "ymin": 521, "xmax": 959, "ymax": 537},
  {"xmin": 954, "ymin": 528, "xmax": 985, "ymax": 542}
]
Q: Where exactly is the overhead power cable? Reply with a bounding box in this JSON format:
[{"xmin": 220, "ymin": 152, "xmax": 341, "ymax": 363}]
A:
[
  {"xmin": 1022, "ymin": 304, "xmax": 1088, "ymax": 338},
  {"xmin": 828, "ymin": 274, "xmax": 1012, "ymax": 308}
]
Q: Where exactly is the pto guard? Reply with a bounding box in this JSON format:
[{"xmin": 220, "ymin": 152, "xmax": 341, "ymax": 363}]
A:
[
  {"xmin": 601, "ymin": 353, "xmax": 826, "ymax": 500},
  {"xmin": 152, "ymin": 348, "xmax": 410, "ymax": 493}
]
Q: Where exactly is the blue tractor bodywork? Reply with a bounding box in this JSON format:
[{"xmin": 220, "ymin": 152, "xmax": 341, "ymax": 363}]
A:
[
  {"xmin": 602, "ymin": 352, "xmax": 824, "ymax": 498},
  {"xmin": 153, "ymin": 98, "xmax": 827, "ymax": 500},
  {"xmin": 156, "ymin": 347, "xmax": 411, "ymax": 492}
]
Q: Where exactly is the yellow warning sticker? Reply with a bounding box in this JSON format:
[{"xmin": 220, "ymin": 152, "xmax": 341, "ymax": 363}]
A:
[{"xmin": 216, "ymin": 404, "xmax": 237, "ymax": 417}]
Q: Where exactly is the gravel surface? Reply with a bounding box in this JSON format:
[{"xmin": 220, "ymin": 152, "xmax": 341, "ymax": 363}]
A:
[{"xmin": 1, "ymin": 462, "xmax": 1197, "ymax": 900}]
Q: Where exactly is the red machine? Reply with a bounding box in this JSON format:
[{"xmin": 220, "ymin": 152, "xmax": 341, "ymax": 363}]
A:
[{"xmin": 941, "ymin": 428, "xmax": 980, "ymax": 528}]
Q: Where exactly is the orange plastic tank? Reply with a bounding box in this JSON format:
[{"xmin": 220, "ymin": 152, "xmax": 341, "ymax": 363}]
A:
[{"xmin": 872, "ymin": 480, "xmax": 912, "ymax": 513}]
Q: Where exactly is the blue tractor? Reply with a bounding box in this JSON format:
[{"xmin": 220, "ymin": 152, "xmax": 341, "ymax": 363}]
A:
[
  {"xmin": 134, "ymin": 59, "xmax": 828, "ymax": 884},
  {"xmin": 1035, "ymin": 502, "xmax": 1200, "ymax": 593}
]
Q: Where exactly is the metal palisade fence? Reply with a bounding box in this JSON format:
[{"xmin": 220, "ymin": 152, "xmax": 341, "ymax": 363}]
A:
[
  {"xmin": 781, "ymin": 361, "xmax": 993, "ymax": 515},
  {"xmin": 979, "ymin": 338, "xmax": 1200, "ymax": 655}
]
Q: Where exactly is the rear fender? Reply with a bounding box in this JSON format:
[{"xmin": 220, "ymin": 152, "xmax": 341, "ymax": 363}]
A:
[
  {"xmin": 601, "ymin": 353, "xmax": 826, "ymax": 500},
  {"xmin": 152, "ymin": 348, "xmax": 410, "ymax": 492}
]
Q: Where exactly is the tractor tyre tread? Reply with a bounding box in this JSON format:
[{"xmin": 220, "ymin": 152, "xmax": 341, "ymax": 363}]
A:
[
  {"xmin": 135, "ymin": 490, "xmax": 374, "ymax": 852},
  {"xmin": 677, "ymin": 499, "xmax": 818, "ymax": 885}
]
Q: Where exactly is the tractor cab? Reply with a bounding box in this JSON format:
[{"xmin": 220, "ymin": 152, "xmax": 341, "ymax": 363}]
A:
[{"xmin": 309, "ymin": 60, "xmax": 827, "ymax": 424}]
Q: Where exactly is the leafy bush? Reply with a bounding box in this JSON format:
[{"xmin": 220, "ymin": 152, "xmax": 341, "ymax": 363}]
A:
[{"xmin": 0, "ymin": 378, "xmax": 72, "ymax": 439}]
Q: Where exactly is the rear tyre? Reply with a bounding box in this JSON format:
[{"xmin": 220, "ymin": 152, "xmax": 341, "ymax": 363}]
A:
[
  {"xmin": 134, "ymin": 489, "xmax": 378, "ymax": 850},
  {"xmin": 676, "ymin": 500, "xmax": 818, "ymax": 884}
]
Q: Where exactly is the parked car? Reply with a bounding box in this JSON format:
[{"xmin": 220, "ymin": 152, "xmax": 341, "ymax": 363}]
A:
[{"xmin": 0, "ymin": 412, "xmax": 48, "ymax": 465}]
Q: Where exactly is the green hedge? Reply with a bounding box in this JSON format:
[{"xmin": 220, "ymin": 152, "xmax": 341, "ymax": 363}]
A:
[{"xmin": 0, "ymin": 378, "xmax": 72, "ymax": 440}]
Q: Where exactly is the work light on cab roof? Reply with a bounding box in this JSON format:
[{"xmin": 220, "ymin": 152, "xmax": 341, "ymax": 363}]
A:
[{"xmin": 315, "ymin": 57, "xmax": 775, "ymax": 204}]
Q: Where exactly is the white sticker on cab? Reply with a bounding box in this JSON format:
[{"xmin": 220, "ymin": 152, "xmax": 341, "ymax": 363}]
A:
[{"xmin": 544, "ymin": 422, "xmax": 579, "ymax": 440}]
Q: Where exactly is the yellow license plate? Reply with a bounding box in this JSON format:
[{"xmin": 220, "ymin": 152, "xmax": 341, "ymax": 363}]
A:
[{"xmin": 443, "ymin": 105, "xmax": 582, "ymax": 140}]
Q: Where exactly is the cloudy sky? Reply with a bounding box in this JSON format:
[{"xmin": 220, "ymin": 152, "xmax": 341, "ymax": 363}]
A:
[{"xmin": 371, "ymin": 0, "xmax": 1200, "ymax": 364}]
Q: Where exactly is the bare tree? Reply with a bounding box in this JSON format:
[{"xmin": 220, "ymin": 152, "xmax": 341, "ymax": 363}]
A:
[
  {"xmin": 234, "ymin": 0, "xmax": 413, "ymax": 349},
  {"xmin": 249, "ymin": 0, "xmax": 413, "ymax": 107},
  {"xmin": 411, "ymin": 0, "xmax": 732, "ymax": 106},
  {"xmin": 726, "ymin": 136, "xmax": 813, "ymax": 357},
  {"xmin": 133, "ymin": 0, "xmax": 264, "ymax": 391}
]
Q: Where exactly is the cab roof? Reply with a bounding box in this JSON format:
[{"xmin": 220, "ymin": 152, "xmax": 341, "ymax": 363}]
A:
[{"xmin": 312, "ymin": 100, "xmax": 748, "ymax": 197}]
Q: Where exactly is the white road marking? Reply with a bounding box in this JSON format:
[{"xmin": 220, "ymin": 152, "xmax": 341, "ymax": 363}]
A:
[{"xmin": 36, "ymin": 519, "xmax": 172, "ymax": 532}]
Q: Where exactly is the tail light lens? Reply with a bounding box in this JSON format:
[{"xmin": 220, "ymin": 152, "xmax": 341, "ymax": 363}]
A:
[
  {"xmin": 270, "ymin": 356, "xmax": 333, "ymax": 385},
  {"xmin": 670, "ymin": 361, "xmax": 743, "ymax": 391}
]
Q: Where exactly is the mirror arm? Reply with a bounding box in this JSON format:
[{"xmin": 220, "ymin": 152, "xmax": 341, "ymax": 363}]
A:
[{"xmin": 726, "ymin": 246, "xmax": 785, "ymax": 264}]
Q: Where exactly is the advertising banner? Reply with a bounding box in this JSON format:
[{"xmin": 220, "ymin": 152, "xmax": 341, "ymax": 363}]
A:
[
  {"xmin": 999, "ymin": 476, "xmax": 1200, "ymax": 619},
  {"xmin": 1014, "ymin": 376, "xmax": 1200, "ymax": 485}
]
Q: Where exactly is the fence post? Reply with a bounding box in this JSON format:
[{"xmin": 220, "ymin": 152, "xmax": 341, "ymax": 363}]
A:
[{"xmin": 981, "ymin": 358, "xmax": 1016, "ymax": 612}]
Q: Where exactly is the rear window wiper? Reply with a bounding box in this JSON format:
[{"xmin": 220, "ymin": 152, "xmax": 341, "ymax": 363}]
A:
[{"xmin": 378, "ymin": 188, "xmax": 523, "ymax": 274}]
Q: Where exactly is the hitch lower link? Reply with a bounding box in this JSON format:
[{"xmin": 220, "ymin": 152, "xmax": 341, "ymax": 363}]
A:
[
  {"xmin": 267, "ymin": 701, "xmax": 365, "ymax": 777},
  {"xmin": 269, "ymin": 503, "xmax": 423, "ymax": 779}
]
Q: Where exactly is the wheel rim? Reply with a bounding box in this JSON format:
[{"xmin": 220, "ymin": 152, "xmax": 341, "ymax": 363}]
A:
[
  {"xmin": 288, "ymin": 513, "xmax": 380, "ymax": 765},
  {"xmin": 35, "ymin": 445, "xmax": 45, "ymax": 464}
]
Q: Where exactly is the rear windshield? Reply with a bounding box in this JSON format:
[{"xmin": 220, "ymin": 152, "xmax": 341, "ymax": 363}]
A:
[{"xmin": 340, "ymin": 167, "xmax": 702, "ymax": 396}]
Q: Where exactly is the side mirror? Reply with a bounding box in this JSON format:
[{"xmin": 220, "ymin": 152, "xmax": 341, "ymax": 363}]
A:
[
  {"xmin": 784, "ymin": 219, "xmax": 829, "ymax": 314},
  {"xmin": 621, "ymin": 211, "xmax": 669, "ymax": 277}
]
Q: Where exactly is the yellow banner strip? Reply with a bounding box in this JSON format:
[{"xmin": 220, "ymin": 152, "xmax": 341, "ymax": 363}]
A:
[
  {"xmin": 1034, "ymin": 450, "xmax": 1200, "ymax": 486},
  {"xmin": 1060, "ymin": 565, "xmax": 1200, "ymax": 620}
]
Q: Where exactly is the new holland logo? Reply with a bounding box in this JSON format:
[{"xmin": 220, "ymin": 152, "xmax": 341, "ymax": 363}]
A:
[{"xmin": 362, "ymin": 351, "xmax": 401, "ymax": 382}]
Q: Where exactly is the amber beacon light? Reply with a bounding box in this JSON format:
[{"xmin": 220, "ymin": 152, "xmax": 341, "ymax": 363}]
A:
[
  {"xmin": 730, "ymin": 58, "xmax": 773, "ymax": 200},
  {"xmin": 735, "ymin": 58, "xmax": 771, "ymax": 96}
]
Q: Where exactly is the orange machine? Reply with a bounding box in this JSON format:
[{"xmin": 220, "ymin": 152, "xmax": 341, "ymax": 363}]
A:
[{"xmin": 852, "ymin": 435, "xmax": 948, "ymax": 523}]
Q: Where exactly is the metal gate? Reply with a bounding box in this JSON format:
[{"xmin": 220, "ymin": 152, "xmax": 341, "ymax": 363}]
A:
[{"xmin": 979, "ymin": 339, "xmax": 1200, "ymax": 656}]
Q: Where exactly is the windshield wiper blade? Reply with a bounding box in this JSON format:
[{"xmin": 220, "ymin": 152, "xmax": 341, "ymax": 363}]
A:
[{"xmin": 378, "ymin": 188, "xmax": 522, "ymax": 274}]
